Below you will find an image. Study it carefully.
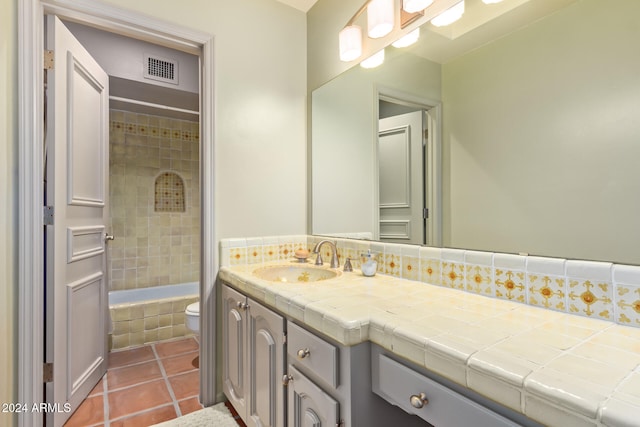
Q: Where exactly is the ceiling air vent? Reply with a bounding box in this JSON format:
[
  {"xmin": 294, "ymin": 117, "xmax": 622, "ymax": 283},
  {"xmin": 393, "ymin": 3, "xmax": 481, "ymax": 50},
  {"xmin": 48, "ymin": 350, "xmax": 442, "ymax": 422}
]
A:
[{"xmin": 144, "ymin": 54, "xmax": 178, "ymax": 85}]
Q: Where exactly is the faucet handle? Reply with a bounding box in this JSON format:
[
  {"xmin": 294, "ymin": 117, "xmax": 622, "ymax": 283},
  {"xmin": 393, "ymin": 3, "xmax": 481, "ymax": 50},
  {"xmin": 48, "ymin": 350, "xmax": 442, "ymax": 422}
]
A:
[
  {"xmin": 314, "ymin": 252, "xmax": 324, "ymax": 266},
  {"xmin": 343, "ymin": 257, "xmax": 353, "ymax": 272}
]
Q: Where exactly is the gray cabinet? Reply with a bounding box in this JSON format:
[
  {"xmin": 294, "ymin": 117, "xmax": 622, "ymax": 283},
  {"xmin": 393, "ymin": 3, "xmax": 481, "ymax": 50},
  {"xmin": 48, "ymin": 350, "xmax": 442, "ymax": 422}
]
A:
[
  {"xmin": 222, "ymin": 285, "xmax": 247, "ymax": 419},
  {"xmin": 222, "ymin": 284, "xmax": 285, "ymax": 427},
  {"xmin": 285, "ymin": 321, "xmax": 423, "ymax": 427},
  {"xmin": 224, "ymin": 283, "xmax": 520, "ymax": 427},
  {"xmin": 371, "ymin": 346, "xmax": 542, "ymax": 427},
  {"xmin": 287, "ymin": 366, "xmax": 339, "ymax": 427}
]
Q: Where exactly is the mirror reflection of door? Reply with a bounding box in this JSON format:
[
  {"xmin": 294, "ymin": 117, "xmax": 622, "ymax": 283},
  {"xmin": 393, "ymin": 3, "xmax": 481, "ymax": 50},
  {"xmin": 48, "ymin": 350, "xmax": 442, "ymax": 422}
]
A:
[{"xmin": 378, "ymin": 106, "xmax": 426, "ymax": 245}]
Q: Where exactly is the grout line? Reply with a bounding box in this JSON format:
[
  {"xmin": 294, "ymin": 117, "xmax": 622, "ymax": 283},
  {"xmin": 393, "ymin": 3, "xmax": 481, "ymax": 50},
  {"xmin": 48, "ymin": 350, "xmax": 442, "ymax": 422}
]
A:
[
  {"xmin": 102, "ymin": 370, "xmax": 111, "ymax": 426},
  {"xmin": 108, "ymin": 357, "xmax": 158, "ymax": 370},
  {"xmin": 152, "ymin": 342, "xmax": 183, "ymax": 418},
  {"xmin": 108, "ymin": 403, "xmax": 177, "ymax": 423},
  {"xmin": 106, "ymin": 376, "xmax": 168, "ymax": 394}
]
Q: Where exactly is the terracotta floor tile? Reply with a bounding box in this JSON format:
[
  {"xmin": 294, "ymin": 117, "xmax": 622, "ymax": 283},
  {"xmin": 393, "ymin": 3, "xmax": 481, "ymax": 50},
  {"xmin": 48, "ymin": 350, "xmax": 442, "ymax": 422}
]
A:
[
  {"xmin": 107, "ymin": 360, "xmax": 162, "ymax": 391},
  {"xmin": 160, "ymin": 351, "xmax": 199, "ymax": 376},
  {"xmin": 108, "ymin": 379, "xmax": 172, "ymax": 419},
  {"xmin": 110, "ymin": 404, "xmax": 177, "ymax": 427},
  {"xmin": 108, "ymin": 346, "xmax": 155, "ymax": 369},
  {"xmin": 155, "ymin": 337, "xmax": 199, "ymax": 359},
  {"xmin": 63, "ymin": 395, "xmax": 104, "ymax": 427},
  {"xmin": 168, "ymin": 370, "xmax": 200, "ymax": 401},
  {"xmin": 178, "ymin": 397, "xmax": 203, "ymax": 416}
]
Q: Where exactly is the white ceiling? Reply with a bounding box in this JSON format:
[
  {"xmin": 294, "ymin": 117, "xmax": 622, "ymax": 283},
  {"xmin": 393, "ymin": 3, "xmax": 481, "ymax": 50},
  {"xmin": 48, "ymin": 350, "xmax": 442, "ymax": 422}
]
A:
[{"xmin": 274, "ymin": 0, "xmax": 320, "ymax": 12}]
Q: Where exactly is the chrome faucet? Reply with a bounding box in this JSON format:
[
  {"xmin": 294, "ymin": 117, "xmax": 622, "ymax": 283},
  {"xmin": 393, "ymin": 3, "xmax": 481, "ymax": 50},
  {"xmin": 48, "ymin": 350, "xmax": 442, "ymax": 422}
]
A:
[{"xmin": 312, "ymin": 240, "xmax": 339, "ymax": 269}]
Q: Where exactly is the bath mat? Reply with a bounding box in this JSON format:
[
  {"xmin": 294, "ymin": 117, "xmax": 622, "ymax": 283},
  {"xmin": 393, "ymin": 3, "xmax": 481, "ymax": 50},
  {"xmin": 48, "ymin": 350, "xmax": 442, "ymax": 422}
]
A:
[{"xmin": 151, "ymin": 402, "xmax": 238, "ymax": 427}]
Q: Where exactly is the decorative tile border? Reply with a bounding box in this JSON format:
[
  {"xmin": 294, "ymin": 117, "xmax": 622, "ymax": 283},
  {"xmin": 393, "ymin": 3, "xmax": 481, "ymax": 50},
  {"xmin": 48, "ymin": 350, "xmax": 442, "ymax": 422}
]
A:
[
  {"xmin": 613, "ymin": 265, "xmax": 640, "ymax": 326},
  {"xmin": 110, "ymin": 116, "xmax": 199, "ymax": 143},
  {"xmin": 220, "ymin": 235, "xmax": 640, "ymax": 329}
]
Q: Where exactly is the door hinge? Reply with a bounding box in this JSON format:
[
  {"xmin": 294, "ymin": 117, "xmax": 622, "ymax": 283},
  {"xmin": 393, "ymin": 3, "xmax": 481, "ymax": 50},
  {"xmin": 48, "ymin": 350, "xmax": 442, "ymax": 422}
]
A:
[
  {"xmin": 283, "ymin": 332, "xmax": 287, "ymax": 345},
  {"xmin": 44, "ymin": 50, "xmax": 54, "ymax": 70},
  {"xmin": 43, "ymin": 362, "xmax": 53, "ymax": 383},
  {"xmin": 43, "ymin": 206, "xmax": 54, "ymax": 225},
  {"xmin": 423, "ymin": 208, "xmax": 429, "ymax": 219},
  {"xmin": 424, "ymin": 128, "xmax": 429, "ymax": 139}
]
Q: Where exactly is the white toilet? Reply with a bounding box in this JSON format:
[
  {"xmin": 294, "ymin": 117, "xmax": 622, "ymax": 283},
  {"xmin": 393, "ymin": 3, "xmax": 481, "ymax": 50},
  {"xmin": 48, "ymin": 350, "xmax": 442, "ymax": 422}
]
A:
[{"xmin": 185, "ymin": 302, "xmax": 200, "ymax": 334}]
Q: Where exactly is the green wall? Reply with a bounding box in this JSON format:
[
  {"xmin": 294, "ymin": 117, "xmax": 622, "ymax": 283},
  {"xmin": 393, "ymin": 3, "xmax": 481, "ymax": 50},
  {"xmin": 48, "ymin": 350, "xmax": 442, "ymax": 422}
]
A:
[{"xmin": 442, "ymin": 0, "xmax": 640, "ymax": 263}]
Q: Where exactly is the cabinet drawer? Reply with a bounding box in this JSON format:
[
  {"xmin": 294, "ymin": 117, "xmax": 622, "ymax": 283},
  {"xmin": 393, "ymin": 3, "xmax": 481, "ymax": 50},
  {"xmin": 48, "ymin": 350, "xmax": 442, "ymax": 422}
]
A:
[
  {"xmin": 373, "ymin": 354, "xmax": 519, "ymax": 427},
  {"xmin": 287, "ymin": 321, "xmax": 338, "ymax": 388}
]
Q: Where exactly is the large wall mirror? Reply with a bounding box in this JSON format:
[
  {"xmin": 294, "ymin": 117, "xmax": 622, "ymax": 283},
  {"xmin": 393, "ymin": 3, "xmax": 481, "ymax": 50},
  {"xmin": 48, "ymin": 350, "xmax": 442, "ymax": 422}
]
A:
[{"xmin": 311, "ymin": 0, "xmax": 640, "ymax": 265}]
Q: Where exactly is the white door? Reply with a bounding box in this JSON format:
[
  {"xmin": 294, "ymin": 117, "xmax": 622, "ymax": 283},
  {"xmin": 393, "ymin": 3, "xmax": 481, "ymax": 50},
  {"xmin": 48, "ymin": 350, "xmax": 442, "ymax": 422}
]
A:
[
  {"xmin": 45, "ymin": 15, "xmax": 110, "ymax": 426},
  {"xmin": 378, "ymin": 111, "xmax": 426, "ymax": 244}
]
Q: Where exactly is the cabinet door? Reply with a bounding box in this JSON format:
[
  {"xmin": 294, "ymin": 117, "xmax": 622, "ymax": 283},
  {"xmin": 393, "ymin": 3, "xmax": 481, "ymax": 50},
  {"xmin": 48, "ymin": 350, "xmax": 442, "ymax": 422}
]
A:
[
  {"xmin": 288, "ymin": 366, "xmax": 339, "ymax": 427},
  {"xmin": 222, "ymin": 285, "xmax": 248, "ymax": 420},
  {"xmin": 248, "ymin": 299, "xmax": 285, "ymax": 427}
]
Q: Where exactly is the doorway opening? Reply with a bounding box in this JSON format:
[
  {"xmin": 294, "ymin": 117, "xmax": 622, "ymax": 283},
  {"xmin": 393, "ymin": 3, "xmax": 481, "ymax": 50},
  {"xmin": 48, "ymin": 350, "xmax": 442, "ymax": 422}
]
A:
[
  {"xmin": 376, "ymin": 92, "xmax": 442, "ymax": 247},
  {"xmin": 61, "ymin": 20, "xmax": 202, "ymax": 351},
  {"xmin": 18, "ymin": 2, "xmax": 216, "ymax": 426}
]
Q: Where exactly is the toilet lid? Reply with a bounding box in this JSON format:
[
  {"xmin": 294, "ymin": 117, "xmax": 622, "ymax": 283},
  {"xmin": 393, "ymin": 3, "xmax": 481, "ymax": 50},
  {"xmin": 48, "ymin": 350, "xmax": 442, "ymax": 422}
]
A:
[{"xmin": 186, "ymin": 302, "xmax": 199, "ymax": 315}]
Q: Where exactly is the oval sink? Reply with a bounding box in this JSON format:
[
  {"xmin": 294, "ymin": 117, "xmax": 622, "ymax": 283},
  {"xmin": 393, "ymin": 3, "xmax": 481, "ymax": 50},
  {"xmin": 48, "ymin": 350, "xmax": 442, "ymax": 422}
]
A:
[{"xmin": 253, "ymin": 265, "xmax": 339, "ymax": 283}]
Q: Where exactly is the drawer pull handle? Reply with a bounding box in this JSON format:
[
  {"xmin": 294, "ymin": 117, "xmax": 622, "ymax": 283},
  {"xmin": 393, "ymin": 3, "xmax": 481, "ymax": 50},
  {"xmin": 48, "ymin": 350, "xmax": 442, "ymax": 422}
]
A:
[
  {"xmin": 410, "ymin": 393, "xmax": 429, "ymax": 409},
  {"xmin": 297, "ymin": 348, "xmax": 310, "ymax": 359},
  {"xmin": 282, "ymin": 374, "xmax": 294, "ymax": 386}
]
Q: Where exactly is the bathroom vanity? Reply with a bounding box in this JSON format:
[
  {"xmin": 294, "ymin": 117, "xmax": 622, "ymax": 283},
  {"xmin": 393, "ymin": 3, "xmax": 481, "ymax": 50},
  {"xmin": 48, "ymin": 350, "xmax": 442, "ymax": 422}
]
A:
[
  {"xmin": 220, "ymin": 263, "xmax": 558, "ymax": 427},
  {"xmin": 222, "ymin": 282, "xmax": 422, "ymax": 427}
]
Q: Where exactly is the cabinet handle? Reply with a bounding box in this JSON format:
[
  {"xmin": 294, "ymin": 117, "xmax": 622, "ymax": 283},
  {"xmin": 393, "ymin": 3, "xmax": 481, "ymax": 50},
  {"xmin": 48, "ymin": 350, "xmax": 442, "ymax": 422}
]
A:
[
  {"xmin": 282, "ymin": 374, "xmax": 294, "ymax": 386},
  {"xmin": 236, "ymin": 301, "xmax": 249, "ymax": 310},
  {"xmin": 297, "ymin": 348, "xmax": 310, "ymax": 359},
  {"xmin": 410, "ymin": 393, "xmax": 429, "ymax": 409}
]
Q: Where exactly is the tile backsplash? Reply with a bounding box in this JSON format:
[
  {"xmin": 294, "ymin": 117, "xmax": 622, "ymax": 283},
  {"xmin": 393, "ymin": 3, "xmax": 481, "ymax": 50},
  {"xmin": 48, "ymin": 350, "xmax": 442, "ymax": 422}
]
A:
[{"xmin": 220, "ymin": 235, "xmax": 640, "ymax": 329}]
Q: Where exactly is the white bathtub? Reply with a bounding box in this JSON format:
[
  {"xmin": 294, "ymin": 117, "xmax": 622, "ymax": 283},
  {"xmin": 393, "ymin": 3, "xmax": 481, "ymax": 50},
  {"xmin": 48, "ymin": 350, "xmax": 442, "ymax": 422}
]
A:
[{"xmin": 109, "ymin": 281, "xmax": 199, "ymax": 306}]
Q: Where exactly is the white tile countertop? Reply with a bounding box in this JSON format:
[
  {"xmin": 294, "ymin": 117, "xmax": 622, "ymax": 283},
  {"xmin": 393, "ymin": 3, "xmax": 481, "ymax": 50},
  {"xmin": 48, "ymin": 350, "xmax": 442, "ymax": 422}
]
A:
[{"xmin": 219, "ymin": 261, "xmax": 640, "ymax": 427}]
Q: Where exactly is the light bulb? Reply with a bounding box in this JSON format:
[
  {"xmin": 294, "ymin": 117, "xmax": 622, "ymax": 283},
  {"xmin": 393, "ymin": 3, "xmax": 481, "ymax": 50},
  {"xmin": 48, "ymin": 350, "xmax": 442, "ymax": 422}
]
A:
[
  {"xmin": 392, "ymin": 28, "xmax": 420, "ymax": 48},
  {"xmin": 360, "ymin": 50, "xmax": 385, "ymax": 69},
  {"xmin": 368, "ymin": 0, "xmax": 395, "ymax": 39},
  {"xmin": 402, "ymin": 0, "xmax": 434, "ymax": 14},
  {"xmin": 339, "ymin": 25, "xmax": 362, "ymax": 62},
  {"xmin": 431, "ymin": 0, "xmax": 465, "ymax": 27}
]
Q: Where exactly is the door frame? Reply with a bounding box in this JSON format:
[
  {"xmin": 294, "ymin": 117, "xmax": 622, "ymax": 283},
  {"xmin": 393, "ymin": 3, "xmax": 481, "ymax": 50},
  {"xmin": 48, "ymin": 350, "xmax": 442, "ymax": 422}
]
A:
[
  {"xmin": 18, "ymin": 1, "xmax": 217, "ymax": 425},
  {"xmin": 375, "ymin": 86, "xmax": 442, "ymax": 247}
]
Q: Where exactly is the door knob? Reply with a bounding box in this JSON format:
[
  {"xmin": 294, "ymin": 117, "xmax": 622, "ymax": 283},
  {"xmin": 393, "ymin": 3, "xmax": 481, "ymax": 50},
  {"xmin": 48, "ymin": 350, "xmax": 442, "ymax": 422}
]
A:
[{"xmin": 104, "ymin": 233, "xmax": 115, "ymax": 242}]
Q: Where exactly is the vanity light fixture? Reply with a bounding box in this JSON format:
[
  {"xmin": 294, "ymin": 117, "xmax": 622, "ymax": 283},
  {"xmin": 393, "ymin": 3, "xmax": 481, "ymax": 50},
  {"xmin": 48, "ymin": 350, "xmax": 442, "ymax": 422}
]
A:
[
  {"xmin": 339, "ymin": 25, "xmax": 363, "ymax": 62},
  {"xmin": 368, "ymin": 0, "xmax": 395, "ymax": 38},
  {"xmin": 360, "ymin": 49, "xmax": 385, "ymax": 68},
  {"xmin": 338, "ymin": 0, "xmax": 467, "ymax": 62},
  {"xmin": 338, "ymin": 0, "xmax": 397, "ymax": 62},
  {"xmin": 392, "ymin": 28, "xmax": 420, "ymax": 48},
  {"xmin": 402, "ymin": 0, "xmax": 434, "ymax": 14}
]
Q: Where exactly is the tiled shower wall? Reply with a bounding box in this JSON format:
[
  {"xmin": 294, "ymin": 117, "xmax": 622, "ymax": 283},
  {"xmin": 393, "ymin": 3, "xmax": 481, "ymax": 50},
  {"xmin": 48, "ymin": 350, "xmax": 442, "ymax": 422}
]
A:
[{"xmin": 109, "ymin": 110, "xmax": 200, "ymax": 291}]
